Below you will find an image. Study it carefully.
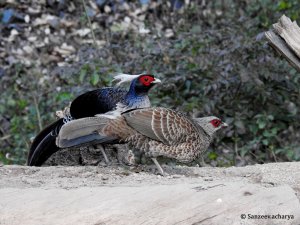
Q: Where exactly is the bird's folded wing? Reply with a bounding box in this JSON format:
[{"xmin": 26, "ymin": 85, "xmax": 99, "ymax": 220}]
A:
[
  {"xmin": 57, "ymin": 133, "xmax": 116, "ymax": 148},
  {"xmin": 56, "ymin": 117, "xmax": 112, "ymax": 148},
  {"xmin": 123, "ymin": 107, "xmax": 195, "ymax": 145}
]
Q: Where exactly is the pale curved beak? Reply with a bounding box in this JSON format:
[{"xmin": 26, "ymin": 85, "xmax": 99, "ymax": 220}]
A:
[
  {"xmin": 222, "ymin": 122, "xmax": 228, "ymax": 128},
  {"xmin": 152, "ymin": 78, "xmax": 161, "ymax": 84}
]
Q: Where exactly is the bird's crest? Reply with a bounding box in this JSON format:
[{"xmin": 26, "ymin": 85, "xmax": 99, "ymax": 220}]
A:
[{"xmin": 112, "ymin": 74, "xmax": 141, "ymax": 86}]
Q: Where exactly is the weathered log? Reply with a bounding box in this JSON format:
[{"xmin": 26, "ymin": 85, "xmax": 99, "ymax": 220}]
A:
[
  {"xmin": 1, "ymin": 163, "xmax": 300, "ymax": 225},
  {"xmin": 265, "ymin": 15, "xmax": 300, "ymax": 72}
]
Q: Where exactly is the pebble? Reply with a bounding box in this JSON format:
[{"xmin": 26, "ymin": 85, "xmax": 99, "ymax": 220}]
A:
[
  {"xmin": 10, "ymin": 29, "xmax": 19, "ymax": 36},
  {"xmin": 124, "ymin": 16, "xmax": 131, "ymax": 23},
  {"xmin": 8, "ymin": 29, "xmax": 19, "ymax": 42},
  {"xmin": 216, "ymin": 198, "xmax": 222, "ymax": 203},
  {"xmin": 24, "ymin": 15, "xmax": 30, "ymax": 23},
  {"xmin": 60, "ymin": 29, "xmax": 66, "ymax": 36},
  {"xmin": 75, "ymin": 28, "xmax": 91, "ymax": 37},
  {"xmin": 165, "ymin": 29, "xmax": 174, "ymax": 38},
  {"xmin": 28, "ymin": 36, "xmax": 37, "ymax": 42},
  {"xmin": 139, "ymin": 27, "xmax": 150, "ymax": 34},
  {"xmin": 44, "ymin": 37, "xmax": 49, "ymax": 44},
  {"xmin": 23, "ymin": 46, "xmax": 34, "ymax": 54},
  {"xmin": 45, "ymin": 27, "xmax": 51, "ymax": 34},
  {"xmin": 104, "ymin": 5, "xmax": 111, "ymax": 13},
  {"xmin": 101, "ymin": 176, "xmax": 109, "ymax": 181}
]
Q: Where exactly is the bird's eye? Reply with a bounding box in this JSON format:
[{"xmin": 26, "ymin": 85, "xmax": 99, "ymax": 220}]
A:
[
  {"xmin": 144, "ymin": 78, "xmax": 149, "ymax": 82},
  {"xmin": 211, "ymin": 119, "xmax": 221, "ymax": 127}
]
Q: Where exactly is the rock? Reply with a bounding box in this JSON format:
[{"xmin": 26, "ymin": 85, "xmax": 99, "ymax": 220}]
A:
[
  {"xmin": 165, "ymin": 28, "xmax": 174, "ymax": 38},
  {"xmin": 54, "ymin": 43, "xmax": 76, "ymax": 56},
  {"xmin": 8, "ymin": 29, "xmax": 19, "ymax": 42},
  {"xmin": 74, "ymin": 28, "xmax": 91, "ymax": 37},
  {"xmin": 23, "ymin": 45, "xmax": 34, "ymax": 54},
  {"xmin": 28, "ymin": 36, "xmax": 37, "ymax": 42},
  {"xmin": 24, "ymin": 15, "xmax": 30, "ymax": 23},
  {"xmin": 33, "ymin": 14, "xmax": 59, "ymax": 27}
]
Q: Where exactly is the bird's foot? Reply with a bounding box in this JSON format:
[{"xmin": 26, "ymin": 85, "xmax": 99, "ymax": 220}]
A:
[
  {"xmin": 151, "ymin": 158, "xmax": 166, "ymax": 176},
  {"xmin": 96, "ymin": 145, "xmax": 110, "ymax": 165}
]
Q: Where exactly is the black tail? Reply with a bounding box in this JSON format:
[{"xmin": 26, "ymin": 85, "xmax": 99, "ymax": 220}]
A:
[{"xmin": 27, "ymin": 119, "xmax": 64, "ymax": 166}]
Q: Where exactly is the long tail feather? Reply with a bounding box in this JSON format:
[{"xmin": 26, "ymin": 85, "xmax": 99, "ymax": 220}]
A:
[
  {"xmin": 27, "ymin": 119, "xmax": 64, "ymax": 166},
  {"xmin": 28, "ymin": 132, "xmax": 60, "ymax": 166}
]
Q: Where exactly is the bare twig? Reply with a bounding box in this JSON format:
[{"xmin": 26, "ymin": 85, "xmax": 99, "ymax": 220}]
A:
[
  {"xmin": 33, "ymin": 96, "xmax": 43, "ymax": 131},
  {"xmin": 270, "ymin": 148, "xmax": 278, "ymax": 163},
  {"xmin": 81, "ymin": 0, "xmax": 98, "ymax": 49},
  {"xmin": 265, "ymin": 15, "xmax": 300, "ymax": 72},
  {"xmin": 0, "ymin": 135, "xmax": 11, "ymax": 141}
]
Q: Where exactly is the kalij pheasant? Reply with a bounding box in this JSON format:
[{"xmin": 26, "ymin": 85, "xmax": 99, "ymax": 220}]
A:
[
  {"xmin": 57, "ymin": 107, "xmax": 227, "ymax": 175},
  {"xmin": 27, "ymin": 74, "xmax": 161, "ymax": 166}
]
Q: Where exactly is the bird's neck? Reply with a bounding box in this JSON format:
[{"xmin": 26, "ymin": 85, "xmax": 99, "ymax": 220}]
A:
[
  {"xmin": 124, "ymin": 92, "xmax": 150, "ymax": 108},
  {"xmin": 194, "ymin": 121, "xmax": 213, "ymax": 142},
  {"xmin": 123, "ymin": 81, "xmax": 152, "ymax": 109}
]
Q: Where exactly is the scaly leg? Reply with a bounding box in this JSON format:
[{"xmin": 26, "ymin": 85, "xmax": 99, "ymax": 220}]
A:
[
  {"xmin": 151, "ymin": 157, "xmax": 165, "ymax": 176},
  {"xmin": 97, "ymin": 144, "xmax": 110, "ymax": 165}
]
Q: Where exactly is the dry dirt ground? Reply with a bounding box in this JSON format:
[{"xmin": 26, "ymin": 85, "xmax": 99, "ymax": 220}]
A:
[{"xmin": 1, "ymin": 162, "xmax": 300, "ymax": 225}]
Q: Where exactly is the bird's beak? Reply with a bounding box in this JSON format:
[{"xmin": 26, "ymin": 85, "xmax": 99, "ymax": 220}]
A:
[
  {"xmin": 152, "ymin": 78, "xmax": 162, "ymax": 84},
  {"xmin": 222, "ymin": 122, "xmax": 228, "ymax": 128}
]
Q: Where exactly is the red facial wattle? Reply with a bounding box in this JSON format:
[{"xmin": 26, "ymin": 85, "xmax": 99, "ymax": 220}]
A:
[
  {"xmin": 139, "ymin": 75, "xmax": 155, "ymax": 86},
  {"xmin": 210, "ymin": 119, "xmax": 222, "ymax": 128}
]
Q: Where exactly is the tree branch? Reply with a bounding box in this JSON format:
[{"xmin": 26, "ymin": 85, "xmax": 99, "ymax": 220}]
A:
[{"xmin": 265, "ymin": 15, "xmax": 300, "ymax": 72}]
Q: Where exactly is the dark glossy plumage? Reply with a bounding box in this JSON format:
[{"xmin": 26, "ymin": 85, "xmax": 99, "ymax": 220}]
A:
[
  {"xmin": 28, "ymin": 118, "xmax": 63, "ymax": 165},
  {"xmin": 27, "ymin": 74, "xmax": 161, "ymax": 166},
  {"xmin": 70, "ymin": 88, "xmax": 127, "ymax": 118}
]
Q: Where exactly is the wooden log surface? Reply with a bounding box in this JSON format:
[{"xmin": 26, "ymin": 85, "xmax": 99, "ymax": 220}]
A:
[{"xmin": 1, "ymin": 162, "xmax": 300, "ymax": 225}]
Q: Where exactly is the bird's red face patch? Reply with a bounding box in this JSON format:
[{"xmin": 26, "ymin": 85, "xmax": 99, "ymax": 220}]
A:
[
  {"xmin": 210, "ymin": 119, "xmax": 222, "ymax": 128},
  {"xmin": 139, "ymin": 75, "xmax": 155, "ymax": 86}
]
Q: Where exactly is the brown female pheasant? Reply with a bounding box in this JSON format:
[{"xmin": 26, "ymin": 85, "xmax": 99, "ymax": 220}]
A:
[{"xmin": 56, "ymin": 107, "xmax": 227, "ymax": 175}]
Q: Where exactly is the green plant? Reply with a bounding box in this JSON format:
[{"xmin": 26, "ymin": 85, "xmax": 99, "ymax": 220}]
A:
[{"xmin": 1, "ymin": 0, "xmax": 300, "ymax": 166}]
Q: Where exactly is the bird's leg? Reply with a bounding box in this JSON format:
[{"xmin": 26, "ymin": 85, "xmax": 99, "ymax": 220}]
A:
[
  {"xmin": 96, "ymin": 144, "xmax": 110, "ymax": 165},
  {"xmin": 151, "ymin": 157, "xmax": 165, "ymax": 176},
  {"xmin": 199, "ymin": 155, "xmax": 209, "ymax": 167}
]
